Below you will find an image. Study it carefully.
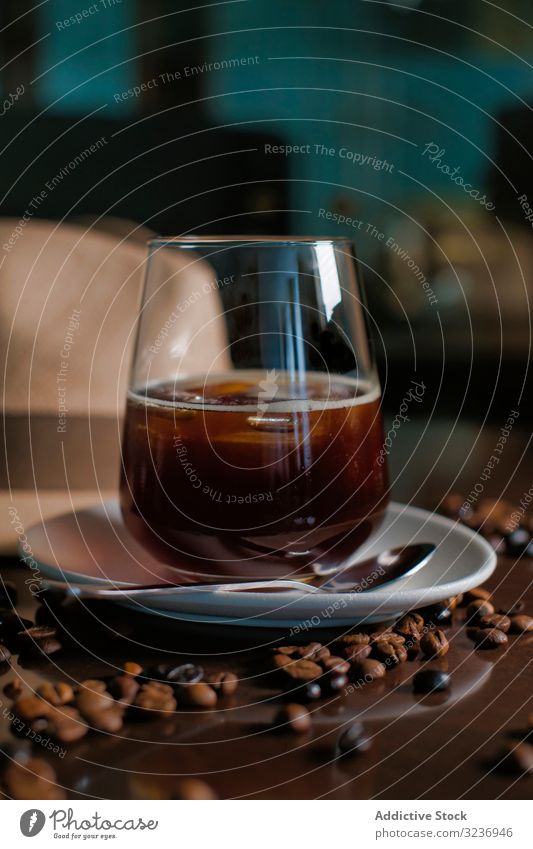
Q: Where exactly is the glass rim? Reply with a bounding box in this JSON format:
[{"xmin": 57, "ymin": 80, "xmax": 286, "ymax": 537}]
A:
[{"xmin": 147, "ymin": 235, "xmax": 353, "ymax": 247}]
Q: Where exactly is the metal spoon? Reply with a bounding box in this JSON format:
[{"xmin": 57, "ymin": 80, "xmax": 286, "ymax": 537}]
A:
[{"xmin": 41, "ymin": 543, "xmax": 435, "ymax": 599}]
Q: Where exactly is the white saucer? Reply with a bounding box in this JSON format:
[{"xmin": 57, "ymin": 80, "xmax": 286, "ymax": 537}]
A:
[{"xmin": 25, "ymin": 499, "xmax": 496, "ymax": 628}]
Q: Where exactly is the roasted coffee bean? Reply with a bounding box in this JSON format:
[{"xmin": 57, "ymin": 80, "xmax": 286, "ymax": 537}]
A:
[
  {"xmin": 323, "ymin": 671, "xmax": 348, "ymax": 695},
  {"xmin": 272, "ymin": 653, "xmax": 292, "ymax": 669},
  {"xmin": 419, "ymin": 603, "xmax": 453, "ymax": 627},
  {"xmin": 173, "ymin": 779, "xmax": 217, "ymax": 800},
  {"xmin": 0, "ymin": 611, "xmax": 33, "ymax": 641},
  {"xmin": 180, "ymin": 682, "xmax": 217, "ymax": 708},
  {"xmin": 420, "ymin": 628, "xmax": 449, "ymax": 659},
  {"xmin": 76, "ymin": 685, "xmax": 116, "ymax": 717},
  {"xmin": 477, "ymin": 614, "xmax": 511, "ymax": 633},
  {"xmin": 498, "ymin": 601, "xmax": 525, "ymax": 615},
  {"xmin": 498, "ymin": 742, "xmax": 533, "ymax": 776},
  {"xmin": 13, "ymin": 696, "xmax": 51, "ymax": 721},
  {"xmin": 134, "ymin": 681, "xmax": 177, "ymax": 714},
  {"xmin": 394, "ymin": 613, "xmax": 424, "ymax": 640},
  {"xmin": 41, "ymin": 705, "xmax": 89, "ymax": 743},
  {"xmin": 509, "ymin": 614, "xmax": 533, "ymax": 633},
  {"xmin": 0, "ymin": 644, "xmax": 11, "ymax": 663},
  {"xmin": 206, "ymin": 671, "xmax": 238, "ymax": 697},
  {"xmin": 79, "ymin": 679, "xmax": 107, "ymax": 693},
  {"xmin": 322, "ymin": 656, "xmax": 350, "ymax": 675},
  {"xmin": 462, "ymin": 587, "xmax": 491, "ymax": 605},
  {"xmin": 36, "ymin": 637, "xmax": 62, "ymax": 657},
  {"xmin": 371, "ymin": 639, "xmax": 407, "ymax": 666},
  {"xmin": 280, "ymin": 658, "xmax": 322, "ymax": 682},
  {"xmin": 275, "ymin": 645, "xmax": 299, "ymax": 655},
  {"xmin": 298, "ymin": 642, "xmax": 329, "ymax": 661},
  {"xmin": 446, "ymin": 595, "xmax": 463, "ymax": 610},
  {"xmin": 471, "ymin": 628, "xmax": 508, "ymax": 649},
  {"xmin": 504, "ymin": 527, "xmax": 532, "ymax": 557},
  {"xmin": 334, "ymin": 633, "xmax": 370, "ymax": 647},
  {"xmin": 2, "ymin": 756, "xmax": 65, "ymax": 800},
  {"xmin": 123, "ymin": 661, "xmax": 143, "ymax": 676},
  {"xmin": 466, "ymin": 600, "xmax": 495, "ymax": 622},
  {"xmin": 370, "ymin": 631, "xmax": 405, "ymax": 646},
  {"xmin": 286, "ymin": 681, "xmax": 322, "ymax": 703},
  {"xmin": 108, "ymin": 674, "xmax": 140, "ymax": 705},
  {"xmin": 413, "ymin": 669, "xmax": 450, "ymax": 694},
  {"xmin": 17, "ymin": 625, "xmax": 56, "ymax": 644},
  {"xmin": 350, "ymin": 658, "xmax": 386, "ymax": 683},
  {"xmin": 277, "ymin": 703, "xmax": 312, "ymax": 734},
  {"xmin": 336, "ymin": 722, "xmax": 372, "ymax": 757},
  {"xmin": 36, "ymin": 682, "xmax": 74, "ymax": 706},
  {"xmin": 441, "ymin": 493, "xmax": 468, "ymax": 519},
  {"xmin": 3, "ymin": 679, "xmax": 22, "ymax": 700},
  {"xmin": 341, "ymin": 643, "xmax": 372, "ymax": 662},
  {"xmin": 164, "ymin": 663, "xmax": 204, "ymax": 685},
  {"xmin": 0, "ymin": 582, "xmax": 17, "ymax": 608}
]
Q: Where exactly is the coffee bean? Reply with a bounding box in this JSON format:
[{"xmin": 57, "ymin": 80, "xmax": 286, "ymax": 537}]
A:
[
  {"xmin": 350, "ymin": 658, "xmax": 386, "ymax": 683},
  {"xmin": 413, "ymin": 669, "xmax": 450, "ymax": 694},
  {"xmin": 466, "ymin": 600, "xmax": 495, "ymax": 621},
  {"xmin": 165, "ymin": 663, "xmax": 204, "ymax": 685},
  {"xmin": 277, "ymin": 703, "xmax": 312, "ymax": 734},
  {"xmin": 17, "ymin": 625, "xmax": 56, "ymax": 643},
  {"xmin": 0, "ymin": 644, "xmax": 11, "ymax": 663},
  {"xmin": 173, "ymin": 779, "xmax": 217, "ymax": 800},
  {"xmin": 123, "ymin": 661, "xmax": 143, "ymax": 676},
  {"xmin": 275, "ymin": 645, "xmax": 299, "ymax": 655},
  {"xmin": 134, "ymin": 681, "xmax": 177, "ymax": 714},
  {"xmin": 36, "ymin": 682, "xmax": 74, "ymax": 706},
  {"xmin": 206, "ymin": 671, "xmax": 238, "ymax": 696},
  {"xmin": 477, "ymin": 614, "xmax": 511, "ymax": 633},
  {"xmin": 419, "ymin": 603, "xmax": 453, "ymax": 627},
  {"xmin": 13, "ymin": 696, "xmax": 51, "ymax": 721},
  {"xmin": 2, "ymin": 756, "xmax": 65, "ymax": 800},
  {"xmin": 498, "ymin": 742, "xmax": 533, "ymax": 775},
  {"xmin": 462, "ymin": 587, "xmax": 491, "ymax": 605},
  {"xmin": 334, "ymin": 633, "xmax": 370, "ymax": 647},
  {"xmin": 341, "ymin": 643, "xmax": 372, "ymax": 662},
  {"xmin": 285, "ymin": 681, "xmax": 322, "ymax": 703},
  {"xmin": 322, "ymin": 656, "xmax": 350, "ymax": 674},
  {"xmin": 504, "ymin": 527, "xmax": 532, "ymax": 557},
  {"xmin": 472, "ymin": 628, "xmax": 508, "ymax": 649},
  {"xmin": 0, "ymin": 582, "xmax": 17, "ymax": 608},
  {"xmin": 0, "ymin": 611, "xmax": 32, "ymax": 642},
  {"xmin": 107, "ymin": 674, "xmax": 140, "ymax": 705},
  {"xmin": 498, "ymin": 601, "xmax": 525, "ymax": 615},
  {"xmin": 394, "ymin": 613, "xmax": 424, "ymax": 640},
  {"xmin": 371, "ymin": 639, "xmax": 407, "ymax": 666},
  {"xmin": 41, "ymin": 705, "xmax": 89, "ymax": 742},
  {"xmin": 281, "ymin": 658, "xmax": 322, "ymax": 682},
  {"xmin": 298, "ymin": 642, "xmax": 329, "ymax": 661},
  {"xmin": 420, "ymin": 628, "xmax": 449, "ymax": 659},
  {"xmin": 323, "ymin": 671, "xmax": 348, "ymax": 695},
  {"xmin": 272, "ymin": 653, "xmax": 292, "ymax": 669},
  {"xmin": 509, "ymin": 614, "xmax": 533, "ymax": 634},
  {"xmin": 37, "ymin": 637, "xmax": 62, "ymax": 657},
  {"xmin": 336, "ymin": 722, "xmax": 372, "ymax": 757},
  {"xmin": 180, "ymin": 682, "xmax": 217, "ymax": 708}
]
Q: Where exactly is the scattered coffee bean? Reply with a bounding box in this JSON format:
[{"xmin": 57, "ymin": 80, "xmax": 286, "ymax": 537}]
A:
[
  {"xmin": 3, "ymin": 678, "xmax": 22, "ymax": 699},
  {"xmin": 498, "ymin": 601, "xmax": 525, "ymax": 615},
  {"xmin": 0, "ymin": 582, "xmax": 17, "ymax": 608},
  {"xmin": 173, "ymin": 779, "xmax": 217, "ymax": 800},
  {"xmin": 36, "ymin": 682, "xmax": 74, "ymax": 706},
  {"xmin": 36, "ymin": 637, "xmax": 62, "ymax": 657},
  {"xmin": 341, "ymin": 643, "xmax": 372, "ymax": 662},
  {"xmin": 273, "ymin": 653, "xmax": 292, "ymax": 669},
  {"xmin": 466, "ymin": 600, "xmax": 495, "ymax": 622},
  {"xmin": 280, "ymin": 658, "xmax": 322, "ymax": 682},
  {"xmin": 275, "ymin": 645, "xmax": 299, "ymax": 655},
  {"xmin": 164, "ymin": 663, "xmax": 204, "ymax": 685},
  {"xmin": 394, "ymin": 613, "xmax": 424, "ymax": 640},
  {"xmin": 134, "ymin": 682, "xmax": 177, "ymax": 714},
  {"xmin": 322, "ymin": 656, "xmax": 350, "ymax": 675},
  {"xmin": 504, "ymin": 527, "xmax": 532, "ymax": 557},
  {"xmin": 40, "ymin": 705, "xmax": 89, "ymax": 743},
  {"xmin": 413, "ymin": 669, "xmax": 450, "ymax": 694},
  {"xmin": 286, "ymin": 681, "xmax": 322, "ymax": 703},
  {"xmin": 420, "ymin": 628, "xmax": 449, "ymax": 659},
  {"xmin": 472, "ymin": 628, "xmax": 508, "ymax": 649},
  {"xmin": 462, "ymin": 587, "xmax": 491, "ymax": 605},
  {"xmin": 180, "ymin": 682, "xmax": 217, "ymax": 708},
  {"xmin": 477, "ymin": 614, "xmax": 511, "ymax": 633},
  {"xmin": 336, "ymin": 722, "xmax": 372, "ymax": 757},
  {"xmin": 509, "ymin": 614, "xmax": 533, "ymax": 634},
  {"xmin": 323, "ymin": 671, "xmax": 348, "ymax": 695},
  {"xmin": 498, "ymin": 742, "xmax": 533, "ymax": 775},
  {"xmin": 419, "ymin": 602, "xmax": 453, "ymax": 627},
  {"xmin": 206, "ymin": 671, "xmax": 239, "ymax": 696},
  {"xmin": 124, "ymin": 661, "xmax": 143, "ymax": 676},
  {"xmin": 371, "ymin": 639, "xmax": 407, "ymax": 666},
  {"xmin": 2, "ymin": 756, "xmax": 65, "ymax": 800},
  {"xmin": 0, "ymin": 644, "xmax": 11, "ymax": 663},
  {"xmin": 350, "ymin": 658, "xmax": 386, "ymax": 683},
  {"xmin": 334, "ymin": 633, "xmax": 370, "ymax": 647},
  {"xmin": 13, "ymin": 696, "xmax": 51, "ymax": 722},
  {"xmin": 0, "ymin": 611, "xmax": 33, "ymax": 642},
  {"xmin": 108, "ymin": 674, "xmax": 140, "ymax": 705},
  {"xmin": 277, "ymin": 703, "xmax": 312, "ymax": 734}
]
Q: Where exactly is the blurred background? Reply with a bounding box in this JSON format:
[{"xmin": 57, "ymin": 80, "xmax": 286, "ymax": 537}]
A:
[{"xmin": 1, "ymin": 0, "xmax": 532, "ymax": 529}]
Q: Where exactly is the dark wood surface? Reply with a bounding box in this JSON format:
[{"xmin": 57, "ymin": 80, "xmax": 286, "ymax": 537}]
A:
[{"xmin": 1, "ymin": 418, "xmax": 532, "ymax": 800}]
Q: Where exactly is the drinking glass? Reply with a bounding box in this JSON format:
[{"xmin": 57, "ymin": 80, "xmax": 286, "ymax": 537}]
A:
[{"xmin": 120, "ymin": 237, "xmax": 389, "ymax": 580}]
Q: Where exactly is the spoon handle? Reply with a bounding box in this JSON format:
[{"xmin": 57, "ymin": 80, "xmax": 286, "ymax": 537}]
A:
[{"xmin": 42, "ymin": 578, "xmax": 319, "ymax": 598}]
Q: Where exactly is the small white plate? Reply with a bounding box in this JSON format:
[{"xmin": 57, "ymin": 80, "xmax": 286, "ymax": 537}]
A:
[{"xmin": 26, "ymin": 499, "xmax": 496, "ymax": 628}]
